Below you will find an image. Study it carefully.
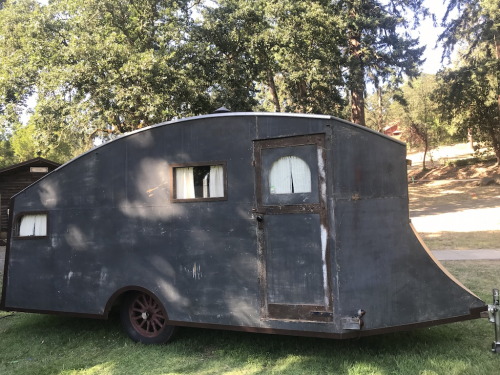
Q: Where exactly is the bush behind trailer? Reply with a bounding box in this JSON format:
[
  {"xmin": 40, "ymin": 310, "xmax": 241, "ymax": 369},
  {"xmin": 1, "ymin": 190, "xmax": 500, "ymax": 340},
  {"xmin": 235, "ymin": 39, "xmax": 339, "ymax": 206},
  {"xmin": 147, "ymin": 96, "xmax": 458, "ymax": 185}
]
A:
[{"xmin": 0, "ymin": 113, "xmax": 488, "ymax": 344}]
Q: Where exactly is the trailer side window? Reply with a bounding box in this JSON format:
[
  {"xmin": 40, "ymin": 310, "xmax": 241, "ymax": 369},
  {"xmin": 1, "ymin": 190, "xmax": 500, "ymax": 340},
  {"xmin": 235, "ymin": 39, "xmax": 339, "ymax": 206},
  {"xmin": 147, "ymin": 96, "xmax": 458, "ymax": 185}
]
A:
[
  {"xmin": 173, "ymin": 163, "xmax": 226, "ymax": 201},
  {"xmin": 17, "ymin": 213, "xmax": 47, "ymax": 237},
  {"xmin": 269, "ymin": 156, "xmax": 311, "ymax": 194}
]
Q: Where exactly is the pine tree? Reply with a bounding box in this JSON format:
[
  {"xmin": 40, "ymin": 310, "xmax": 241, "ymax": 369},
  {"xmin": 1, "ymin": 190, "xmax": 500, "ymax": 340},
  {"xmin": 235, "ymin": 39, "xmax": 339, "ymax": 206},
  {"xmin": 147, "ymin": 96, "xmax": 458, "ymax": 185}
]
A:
[{"xmin": 336, "ymin": 0, "xmax": 426, "ymax": 126}]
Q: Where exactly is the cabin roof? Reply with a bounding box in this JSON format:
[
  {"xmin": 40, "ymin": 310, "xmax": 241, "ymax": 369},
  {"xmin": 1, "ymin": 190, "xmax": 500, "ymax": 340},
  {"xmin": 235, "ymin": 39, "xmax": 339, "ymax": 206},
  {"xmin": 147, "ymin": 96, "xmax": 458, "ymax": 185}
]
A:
[{"xmin": 0, "ymin": 157, "xmax": 61, "ymax": 176}]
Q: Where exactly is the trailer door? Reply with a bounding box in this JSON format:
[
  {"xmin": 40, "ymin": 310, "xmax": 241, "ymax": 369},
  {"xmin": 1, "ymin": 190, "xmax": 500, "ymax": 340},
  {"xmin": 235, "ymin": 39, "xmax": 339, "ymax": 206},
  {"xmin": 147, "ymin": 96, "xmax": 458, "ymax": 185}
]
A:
[{"xmin": 254, "ymin": 134, "xmax": 332, "ymax": 322}]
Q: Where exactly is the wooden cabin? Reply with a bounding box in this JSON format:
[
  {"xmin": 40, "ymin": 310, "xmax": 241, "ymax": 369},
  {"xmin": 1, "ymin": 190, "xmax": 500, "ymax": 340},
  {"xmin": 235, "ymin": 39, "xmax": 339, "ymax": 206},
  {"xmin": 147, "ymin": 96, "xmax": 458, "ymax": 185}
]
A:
[{"xmin": 0, "ymin": 158, "xmax": 60, "ymax": 236}]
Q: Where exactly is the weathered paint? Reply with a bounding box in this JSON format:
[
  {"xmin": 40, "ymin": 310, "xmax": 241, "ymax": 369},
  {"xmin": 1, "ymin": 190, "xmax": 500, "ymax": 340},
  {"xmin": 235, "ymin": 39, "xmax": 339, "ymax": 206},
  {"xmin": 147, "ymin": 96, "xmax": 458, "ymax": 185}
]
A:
[{"xmin": 0, "ymin": 112, "xmax": 485, "ymax": 338}]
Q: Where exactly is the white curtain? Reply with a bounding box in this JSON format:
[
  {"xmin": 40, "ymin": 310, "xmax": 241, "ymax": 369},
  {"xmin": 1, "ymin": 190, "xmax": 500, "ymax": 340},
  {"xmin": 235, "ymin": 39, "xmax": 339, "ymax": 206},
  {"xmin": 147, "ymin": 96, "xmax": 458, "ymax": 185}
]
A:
[
  {"xmin": 175, "ymin": 167, "xmax": 195, "ymax": 199},
  {"xmin": 203, "ymin": 174, "xmax": 209, "ymax": 198},
  {"xmin": 269, "ymin": 156, "xmax": 311, "ymax": 194},
  {"xmin": 290, "ymin": 156, "xmax": 311, "ymax": 193},
  {"xmin": 269, "ymin": 157, "xmax": 293, "ymax": 194},
  {"xmin": 19, "ymin": 214, "xmax": 47, "ymax": 236},
  {"xmin": 209, "ymin": 165, "xmax": 224, "ymax": 197}
]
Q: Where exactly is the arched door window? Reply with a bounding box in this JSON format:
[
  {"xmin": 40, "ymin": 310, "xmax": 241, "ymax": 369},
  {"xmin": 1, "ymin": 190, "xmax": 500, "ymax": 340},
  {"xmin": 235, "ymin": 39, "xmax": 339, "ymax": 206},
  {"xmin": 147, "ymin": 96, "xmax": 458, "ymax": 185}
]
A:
[{"xmin": 269, "ymin": 156, "xmax": 311, "ymax": 195}]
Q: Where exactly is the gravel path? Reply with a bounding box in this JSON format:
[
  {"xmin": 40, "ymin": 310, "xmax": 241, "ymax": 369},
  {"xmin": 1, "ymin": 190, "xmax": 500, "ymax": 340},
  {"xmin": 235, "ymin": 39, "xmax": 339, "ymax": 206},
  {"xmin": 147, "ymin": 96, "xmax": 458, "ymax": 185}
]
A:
[{"xmin": 433, "ymin": 249, "xmax": 500, "ymax": 260}]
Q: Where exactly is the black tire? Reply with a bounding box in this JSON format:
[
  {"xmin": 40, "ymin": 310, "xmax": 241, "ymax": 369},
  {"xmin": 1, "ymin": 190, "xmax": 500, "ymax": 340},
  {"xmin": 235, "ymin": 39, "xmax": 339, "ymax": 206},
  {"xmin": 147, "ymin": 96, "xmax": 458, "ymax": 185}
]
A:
[{"xmin": 120, "ymin": 291, "xmax": 177, "ymax": 344}]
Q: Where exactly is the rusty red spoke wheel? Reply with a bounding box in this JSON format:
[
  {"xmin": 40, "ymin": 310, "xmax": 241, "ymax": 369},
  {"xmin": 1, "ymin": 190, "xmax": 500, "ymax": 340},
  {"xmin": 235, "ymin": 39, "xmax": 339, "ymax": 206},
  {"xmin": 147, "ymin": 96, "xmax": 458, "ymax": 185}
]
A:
[{"xmin": 120, "ymin": 291, "xmax": 177, "ymax": 344}]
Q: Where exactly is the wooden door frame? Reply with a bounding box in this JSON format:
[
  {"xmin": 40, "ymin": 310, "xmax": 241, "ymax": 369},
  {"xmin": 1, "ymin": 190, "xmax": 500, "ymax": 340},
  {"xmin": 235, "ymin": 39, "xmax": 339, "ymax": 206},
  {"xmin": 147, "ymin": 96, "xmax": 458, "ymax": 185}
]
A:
[{"xmin": 253, "ymin": 134, "xmax": 332, "ymax": 322}]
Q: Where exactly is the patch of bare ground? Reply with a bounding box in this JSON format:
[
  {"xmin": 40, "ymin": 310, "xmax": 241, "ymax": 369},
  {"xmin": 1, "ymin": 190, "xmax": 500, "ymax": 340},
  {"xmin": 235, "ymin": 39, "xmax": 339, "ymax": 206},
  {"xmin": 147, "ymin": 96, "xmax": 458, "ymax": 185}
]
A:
[
  {"xmin": 408, "ymin": 158, "xmax": 500, "ymax": 250},
  {"xmin": 408, "ymin": 158, "xmax": 499, "ymax": 182}
]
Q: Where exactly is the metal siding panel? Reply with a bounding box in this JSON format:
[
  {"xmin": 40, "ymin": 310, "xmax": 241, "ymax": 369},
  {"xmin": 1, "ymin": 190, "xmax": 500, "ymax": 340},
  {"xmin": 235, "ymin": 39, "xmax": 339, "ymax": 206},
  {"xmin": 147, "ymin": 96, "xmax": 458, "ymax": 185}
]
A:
[
  {"xmin": 334, "ymin": 194, "xmax": 484, "ymax": 330},
  {"xmin": 265, "ymin": 214, "xmax": 324, "ymax": 305},
  {"xmin": 256, "ymin": 116, "xmax": 330, "ymax": 139},
  {"xmin": 4, "ymin": 115, "xmax": 262, "ymax": 324},
  {"xmin": 332, "ymin": 123, "xmax": 407, "ymax": 200}
]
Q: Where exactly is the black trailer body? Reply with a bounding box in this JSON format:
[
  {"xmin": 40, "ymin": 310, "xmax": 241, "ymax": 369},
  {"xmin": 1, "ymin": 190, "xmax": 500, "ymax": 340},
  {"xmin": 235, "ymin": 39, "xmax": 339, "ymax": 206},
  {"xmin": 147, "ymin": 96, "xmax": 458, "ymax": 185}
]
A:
[{"xmin": 1, "ymin": 113, "xmax": 485, "ymax": 341}]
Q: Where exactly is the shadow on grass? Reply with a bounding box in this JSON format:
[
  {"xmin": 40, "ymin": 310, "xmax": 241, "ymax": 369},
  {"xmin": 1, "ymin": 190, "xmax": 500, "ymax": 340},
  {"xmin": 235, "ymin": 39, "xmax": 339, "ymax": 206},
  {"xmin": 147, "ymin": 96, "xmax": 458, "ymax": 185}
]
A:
[
  {"xmin": 2, "ymin": 311, "xmax": 497, "ymax": 375},
  {"xmin": 409, "ymin": 181, "xmax": 500, "ymax": 217}
]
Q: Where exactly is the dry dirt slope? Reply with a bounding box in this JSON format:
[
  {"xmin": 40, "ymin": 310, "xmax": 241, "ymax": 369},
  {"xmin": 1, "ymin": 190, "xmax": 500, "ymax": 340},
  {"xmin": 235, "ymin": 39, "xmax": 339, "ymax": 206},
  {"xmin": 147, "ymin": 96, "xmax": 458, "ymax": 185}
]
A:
[{"xmin": 407, "ymin": 143, "xmax": 500, "ymax": 250}]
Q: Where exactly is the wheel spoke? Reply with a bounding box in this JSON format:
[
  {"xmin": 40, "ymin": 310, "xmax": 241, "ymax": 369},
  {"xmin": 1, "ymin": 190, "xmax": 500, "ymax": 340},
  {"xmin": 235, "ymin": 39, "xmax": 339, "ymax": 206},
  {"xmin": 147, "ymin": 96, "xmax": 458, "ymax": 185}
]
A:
[
  {"xmin": 132, "ymin": 315, "xmax": 143, "ymax": 323},
  {"xmin": 153, "ymin": 321, "xmax": 163, "ymax": 332}
]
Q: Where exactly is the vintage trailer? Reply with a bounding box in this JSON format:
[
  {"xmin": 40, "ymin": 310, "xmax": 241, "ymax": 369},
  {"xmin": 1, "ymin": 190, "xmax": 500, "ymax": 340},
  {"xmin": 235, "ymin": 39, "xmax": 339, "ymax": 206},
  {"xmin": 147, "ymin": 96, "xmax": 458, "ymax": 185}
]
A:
[{"xmin": 1, "ymin": 113, "xmax": 486, "ymax": 343}]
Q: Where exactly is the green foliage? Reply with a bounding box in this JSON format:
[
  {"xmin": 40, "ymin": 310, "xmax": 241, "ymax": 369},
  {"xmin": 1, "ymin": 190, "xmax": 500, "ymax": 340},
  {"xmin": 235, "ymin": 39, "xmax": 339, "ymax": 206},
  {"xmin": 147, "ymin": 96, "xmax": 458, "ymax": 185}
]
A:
[
  {"xmin": 0, "ymin": 0, "xmax": 216, "ymax": 161},
  {"xmin": 366, "ymin": 74, "xmax": 446, "ymax": 141},
  {"xmin": 392, "ymin": 74, "xmax": 444, "ymax": 142},
  {"xmin": 196, "ymin": 0, "xmax": 426, "ymax": 121},
  {"xmin": 443, "ymin": 155, "xmax": 496, "ymax": 167},
  {"xmin": 192, "ymin": 0, "xmax": 266, "ymax": 111},
  {"xmin": 0, "ymin": 0, "xmax": 433, "ymax": 159},
  {"xmin": 195, "ymin": 0, "xmax": 346, "ymax": 115},
  {"xmin": 9, "ymin": 123, "xmax": 73, "ymax": 164},
  {"xmin": 262, "ymin": 0, "xmax": 345, "ymax": 115},
  {"xmin": 0, "ymin": 139, "xmax": 15, "ymax": 168},
  {"xmin": 437, "ymin": 0, "xmax": 500, "ymax": 164},
  {"xmin": 366, "ymin": 74, "xmax": 456, "ymax": 170}
]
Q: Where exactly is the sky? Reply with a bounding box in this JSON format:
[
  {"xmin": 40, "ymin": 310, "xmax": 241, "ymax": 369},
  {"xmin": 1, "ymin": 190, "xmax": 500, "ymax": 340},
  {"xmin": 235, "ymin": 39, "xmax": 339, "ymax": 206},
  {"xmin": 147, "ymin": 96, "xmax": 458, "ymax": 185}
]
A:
[{"xmin": 416, "ymin": 0, "xmax": 449, "ymax": 74}]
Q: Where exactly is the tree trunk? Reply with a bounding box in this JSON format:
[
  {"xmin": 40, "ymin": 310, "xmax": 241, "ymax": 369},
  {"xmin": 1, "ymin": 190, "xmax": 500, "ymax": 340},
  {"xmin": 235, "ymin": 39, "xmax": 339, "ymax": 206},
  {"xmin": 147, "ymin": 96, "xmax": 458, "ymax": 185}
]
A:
[
  {"xmin": 411, "ymin": 122, "xmax": 429, "ymax": 171},
  {"xmin": 488, "ymin": 126, "xmax": 500, "ymax": 167},
  {"xmin": 468, "ymin": 128, "xmax": 474, "ymax": 151},
  {"xmin": 267, "ymin": 71, "xmax": 281, "ymax": 112},
  {"xmin": 494, "ymin": 33, "xmax": 500, "ymax": 166},
  {"xmin": 297, "ymin": 79, "xmax": 308, "ymax": 113},
  {"xmin": 422, "ymin": 134, "xmax": 428, "ymax": 171},
  {"xmin": 351, "ymin": 82, "xmax": 366, "ymax": 126},
  {"xmin": 492, "ymin": 35, "xmax": 500, "ymax": 169},
  {"xmin": 348, "ymin": 30, "xmax": 366, "ymax": 126},
  {"xmin": 377, "ymin": 87, "xmax": 384, "ymax": 132}
]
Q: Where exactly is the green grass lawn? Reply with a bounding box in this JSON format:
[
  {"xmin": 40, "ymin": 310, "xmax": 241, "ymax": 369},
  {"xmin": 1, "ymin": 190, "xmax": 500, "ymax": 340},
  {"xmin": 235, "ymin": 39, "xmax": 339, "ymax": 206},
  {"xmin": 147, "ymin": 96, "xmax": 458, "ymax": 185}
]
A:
[{"xmin": 1, "ymin": 261, "xmax": 500, "ymax": 375}]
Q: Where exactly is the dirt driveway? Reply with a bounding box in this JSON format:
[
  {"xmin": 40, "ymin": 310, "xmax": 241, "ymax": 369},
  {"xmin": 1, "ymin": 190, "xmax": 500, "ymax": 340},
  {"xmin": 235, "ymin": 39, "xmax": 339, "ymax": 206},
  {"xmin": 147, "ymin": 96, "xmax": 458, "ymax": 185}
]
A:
[{"xmin": 409, "ymin": 178, "xmax": 500, "ymax": 250}]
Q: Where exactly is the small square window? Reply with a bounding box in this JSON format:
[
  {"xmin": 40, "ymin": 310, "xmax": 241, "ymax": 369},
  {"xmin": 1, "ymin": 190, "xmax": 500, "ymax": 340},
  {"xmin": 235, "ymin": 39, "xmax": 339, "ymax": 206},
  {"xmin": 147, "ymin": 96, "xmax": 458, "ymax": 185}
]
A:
[
  {"xmin": 172, "ymin": 163, "xmax": 226, "ymax": 202},
  {"xmin": 17, "ymin": 213, "xmax": 48, "ymax": 237}
]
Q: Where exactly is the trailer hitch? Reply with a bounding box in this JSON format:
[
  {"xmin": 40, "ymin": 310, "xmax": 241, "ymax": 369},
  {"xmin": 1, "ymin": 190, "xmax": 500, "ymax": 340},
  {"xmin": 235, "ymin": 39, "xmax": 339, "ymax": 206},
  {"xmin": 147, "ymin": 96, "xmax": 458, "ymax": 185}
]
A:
[{"xmin": 488, "ymin": 289, "xmax": 500, "ymax": 353}]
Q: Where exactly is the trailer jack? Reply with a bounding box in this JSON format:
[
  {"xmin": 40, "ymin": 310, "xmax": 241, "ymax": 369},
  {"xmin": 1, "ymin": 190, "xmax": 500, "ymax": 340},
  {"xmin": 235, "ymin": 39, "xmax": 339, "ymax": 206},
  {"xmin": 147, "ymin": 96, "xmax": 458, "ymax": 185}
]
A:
[{"xmin": 488, "ymin": 289, "xmax": 500, "ymax": 353}]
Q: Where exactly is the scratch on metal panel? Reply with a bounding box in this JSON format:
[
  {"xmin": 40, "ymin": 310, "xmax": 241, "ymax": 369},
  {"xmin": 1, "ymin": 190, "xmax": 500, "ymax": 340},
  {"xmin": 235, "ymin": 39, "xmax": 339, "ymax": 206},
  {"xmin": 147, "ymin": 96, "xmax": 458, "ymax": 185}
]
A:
[
  {"xmin": 99, "ymin": 268, "xmax": 108, "ymax": 286},
  {"xmin": 317, "ymin": 148, "xmax": 327, "ymax": 202},
  {"xmin": 192, "ymin": 262, "xmax": 203, "ymax": 280},
  {"xmin": 66, "ymin": 271, "xmax": 74, "ymax": 285},
  {"xmin": 321, "ymin": 225, "xmax": 328, "ymax": 306},
  {"xmin": 146, "ymin": 183, "xmax": 168, "ymax": 197}
]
